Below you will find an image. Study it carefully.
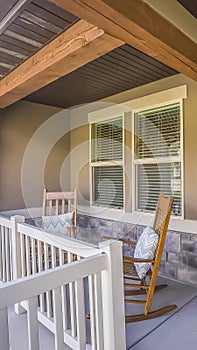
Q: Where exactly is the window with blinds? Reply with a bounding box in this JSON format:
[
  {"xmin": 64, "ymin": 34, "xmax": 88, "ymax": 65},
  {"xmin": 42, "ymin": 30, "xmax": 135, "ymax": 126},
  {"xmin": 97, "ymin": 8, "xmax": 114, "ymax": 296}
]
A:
[
  {"xmin": 91, "ymin": 117, "xmax": 124, "ymax": 208},
  {"xmin": 134, "ymin": 102, "xmax": 182, "ymax": 216}
]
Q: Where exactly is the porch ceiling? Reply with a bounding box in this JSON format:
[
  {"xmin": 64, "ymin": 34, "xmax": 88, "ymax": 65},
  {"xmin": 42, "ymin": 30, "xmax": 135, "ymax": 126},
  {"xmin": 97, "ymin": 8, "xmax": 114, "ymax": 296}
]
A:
[{"xmin": 0, "ymin": 0, "xmax": 196, "ymax": 109}]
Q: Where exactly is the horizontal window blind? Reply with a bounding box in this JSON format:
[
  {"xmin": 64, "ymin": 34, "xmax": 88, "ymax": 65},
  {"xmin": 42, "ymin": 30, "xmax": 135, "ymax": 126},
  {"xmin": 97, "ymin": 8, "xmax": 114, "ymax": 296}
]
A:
[
  {"xmin": 91, "ymin": 117, "xmax": 123, "ymax": 162},
  {"xmin": 137, "ymin": 163, "xmax": 182, "ymax": 215},
  {"xmin": 134, "ymin": 103, "xmax": 180, "ymax": 159},
  {"xmin": 91, "ymin": 116, "xmax": 124, "ymax": 208},
  {"xmin": 134, "ymin": 102, "xmax": 182, "ymax": 216},
  {"xmin": 93, "ymin": 166, "xmax": 123, "ymax": 208}
]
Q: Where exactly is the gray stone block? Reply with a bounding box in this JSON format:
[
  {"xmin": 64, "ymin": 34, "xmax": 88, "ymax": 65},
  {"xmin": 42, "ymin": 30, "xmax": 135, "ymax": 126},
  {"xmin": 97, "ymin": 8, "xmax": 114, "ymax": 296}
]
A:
[
  {"xmin": 168, "ymin": 252, "xmax": 187, "ymax": 267},
  {"xmin": 165, "ymin": 231, "xmax": 181, "ymax": 253},
  {"xmin": 100, "ymin": 226, "xmax": 113, "ymax": 237},
  {"xmin": 181, "ymin": 239, "xmax": 194, "ymax": 252},
  {"xmin": 187, "ymin": 253, "xmax": 197, "ymax": 269},
  {"xmin": 77, "ymin": 227, "xmax": 101, "ymax": 245},
  {"xmin": 77, "ymin": 214, "xmax": 197, "ymax": 285},
  {"xmin": 159, "ymin": 261, "xmax": 165, "ymax": 275},
  {"xmin": 177, "ymin": 267, "xmax": 197, "ymax": 285},
  {"xmin": 161, "ymin": 250, "xmax": 167, "ymax": 261},
  {"xmin": 112, "ymin": 221, "xmax": 124, "ymax": 236},
  {"xmin": 77, "ymin": 215, "xmax": 89, "ymax": 228},
  {"xmin": 181, "ymin": 233, "xmax": 191, "ymax": 240},
  {"xmin": 191, "ymin": 234, "xmax": 197, "ymax": 242},
  {"xmin": 164, "ymin": 262, "xmax": 177, "ymax": 279},
  {"xmin": 136, "ymin": 225, "xmax": 144, "ymax": 240},
  {"xmin": 99, "ymin": 219, "xmax": 112, "ymax": 227},
  {"xmin": 192, "ymin": 241, "xmax": 197, "ymax": 253},
  {"xmin": 88, "ymin": 217, "xmax": 99, "ymax": 228}
]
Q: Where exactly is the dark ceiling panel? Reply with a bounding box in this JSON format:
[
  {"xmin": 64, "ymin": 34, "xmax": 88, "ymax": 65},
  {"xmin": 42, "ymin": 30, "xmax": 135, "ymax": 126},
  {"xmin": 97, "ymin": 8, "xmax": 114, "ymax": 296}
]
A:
[
  {"xmin": 24, "ymin": 44, "xmax": 178, "ymax": 109},
  {"xmin": 0, "ymin": 1, "xmax": 79, "ymax": 79},
  {"xmin": 0, "ymin": 0, "xmax": 18, "ymax": 22},
  {"xmin": 177, "ymin": 0, "xmax": 197, "ymax": 19},
  {"xmin": 8, "ymin": 22, "xmax": 48, "ymax": 44}
]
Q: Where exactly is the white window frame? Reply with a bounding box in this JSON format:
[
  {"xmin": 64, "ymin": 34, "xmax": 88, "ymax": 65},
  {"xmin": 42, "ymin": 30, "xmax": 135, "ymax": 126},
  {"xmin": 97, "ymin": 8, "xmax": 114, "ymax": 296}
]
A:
[
  {"xmin": 130, "ymin": 86, "xmax": 187, "ymax": 218},
  {"xmin": 88, "ymin": 106, "xmax": 126, "ymax": 210}
]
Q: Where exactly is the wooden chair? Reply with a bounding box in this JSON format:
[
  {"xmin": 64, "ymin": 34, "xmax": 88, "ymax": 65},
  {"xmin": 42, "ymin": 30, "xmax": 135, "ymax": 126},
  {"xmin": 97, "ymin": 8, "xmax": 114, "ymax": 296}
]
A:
[
  {"xmin": 103, "ymin": 192, "xmax": 176, "ymax": 322},
  {"xmin": 124, "ymin": 192, "xmax": 177, "ymax": 322},
  {"xmin": 42, "ymin": 188, "xmax": 77, "ymax": 238}
]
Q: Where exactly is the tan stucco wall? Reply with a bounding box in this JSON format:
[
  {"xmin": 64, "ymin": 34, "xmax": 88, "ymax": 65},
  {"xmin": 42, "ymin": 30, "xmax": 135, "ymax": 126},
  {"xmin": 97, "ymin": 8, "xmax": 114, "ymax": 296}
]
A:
[
  {"xmin": 0, "ymin": 74, "xmax": 196, "ymax": 220},
  {"xmin": 69, "ymin": 74, "xmax": 197, "ymax": 220},
  {"xmin": 0, "ymin": 100, "xmax": 69, "ymax": 211}
]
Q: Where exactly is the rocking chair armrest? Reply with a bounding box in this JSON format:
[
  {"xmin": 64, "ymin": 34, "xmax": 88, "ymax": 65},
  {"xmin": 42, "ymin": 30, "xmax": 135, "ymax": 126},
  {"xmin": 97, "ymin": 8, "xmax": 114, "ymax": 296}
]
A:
[
  {"xmin": 123, "ymin": 256, "xmax": 155, "ymax": 263},
  {"xmin": 102, "ymin": 236, "xmax": 113, "ymax": 241},
  {"xmin": 102, "ymin": 236, "xmax": 137, "ymax": 245},
  {"xmin": 120, "ymin": 239, "xmax": 137, "ymax": 245}
]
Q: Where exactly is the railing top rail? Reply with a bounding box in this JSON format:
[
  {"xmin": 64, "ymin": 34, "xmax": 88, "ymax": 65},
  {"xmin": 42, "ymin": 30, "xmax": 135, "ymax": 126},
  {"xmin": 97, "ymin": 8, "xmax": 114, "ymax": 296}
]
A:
[
  {"xmin": 0, "ymin": 215, "xmax": 13, "ymax": 229},
  {"xmin": 18, "ymin": 222, "xmax": 100, "ymax": 257},
  {"xmin": 0, "ymin": 253, "xmax": 107, "ymax": 309}
]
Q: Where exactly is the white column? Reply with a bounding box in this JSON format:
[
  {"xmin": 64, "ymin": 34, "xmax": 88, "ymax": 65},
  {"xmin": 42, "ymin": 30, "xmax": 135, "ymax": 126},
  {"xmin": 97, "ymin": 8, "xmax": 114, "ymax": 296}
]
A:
[{"xmin": 99, "ymin": 240, "xmax": 126, "ymax": 350}]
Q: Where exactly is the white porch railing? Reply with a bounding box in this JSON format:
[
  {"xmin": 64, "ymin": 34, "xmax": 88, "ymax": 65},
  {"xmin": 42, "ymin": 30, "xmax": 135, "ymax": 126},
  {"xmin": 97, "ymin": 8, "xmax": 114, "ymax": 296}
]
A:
[
  {"xmin": 0, "ymin": 215, "xmax": 126, "ymax": 350},
  {"xmin": 0, "ymin": 215, "xmax": 13, "ymax": 283}
]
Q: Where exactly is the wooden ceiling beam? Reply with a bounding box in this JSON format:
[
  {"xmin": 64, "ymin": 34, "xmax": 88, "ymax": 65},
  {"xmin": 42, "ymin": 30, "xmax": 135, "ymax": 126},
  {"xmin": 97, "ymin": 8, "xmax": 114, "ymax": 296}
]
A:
[
  {"xmin": 49, "ymin": 0, "xmax": 197, "ymax": 81},
  {"xmin": 0, "ymin": 19, "xmax": 123, "ymax": 108}
]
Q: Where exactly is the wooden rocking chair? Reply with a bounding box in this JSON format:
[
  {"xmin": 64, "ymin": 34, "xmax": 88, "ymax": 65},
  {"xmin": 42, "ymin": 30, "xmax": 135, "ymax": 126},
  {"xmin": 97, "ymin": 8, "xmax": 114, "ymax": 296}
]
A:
[
  {"xmin": 42, "ymin": 188, "xmax": 77, "ymax": 238},
  {"xmin": 123, "ymin": 192, "xmax": 177, "ymax": 322}
]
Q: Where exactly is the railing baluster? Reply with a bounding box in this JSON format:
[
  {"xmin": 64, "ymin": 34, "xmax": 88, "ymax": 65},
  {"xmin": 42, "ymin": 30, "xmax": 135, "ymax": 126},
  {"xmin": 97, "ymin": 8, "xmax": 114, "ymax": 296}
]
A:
[
  {"xmin": 27, "ymin": 296, "xmax": 39, "ymax": 350},
  {"xmin": 38, "ymin": 240, "xmax": 45, "ymax": 313},
  {"xmin": 20, "ymin": 233, "xmax": 26, "ymax": 277},
  {"xmin": 5, "ymin": 228, "xmax": 10, "ymax": 282},
  {"xmin": 9, "ymin": 228, "xmax": 13, "ymax": 281},
  {"xmin": 44, "ymin": 243, "xmax": 52, "ymax": 318},
  {"xmin": 75, "ymin": 278, "xmax": 86, "ymax": 350},
  {"xmin": 88, "ymin": 274, "xmax": 97, "ymax": 350},
  {"xmin": 53, "ymin": 287, "xmax": 64, "ymax": 350},
  {"xmin": 59, "ymin": 249, "xmax": 68, "ymax": 330},
  {"xmin": 0, "ymin": 307, "xmax": 9, "ymax": 350},
  {"xmin": 31, "ymin": 238, "xmax": 37, "ymax": 274},
  {"xmin": 0, "ymin": 226, "xmax": 3, "ymax": 281},
  {"xmin": 94, "ymin": 272, "xmax": 104, "ymax": 350},
  {"xmin": 2, "ymin": 226, "xmax": 6, "ymax": 282},
  {"xmin": 68, "ymin": 252, "xmax": 77, "ymax": 337},
  {"xmin": 25, "ymin": 235, "xmax": 31, "ymax": 276},
  {"xmin": 88, "ymin": 272, "xmax": 104, "ymax": 350}
]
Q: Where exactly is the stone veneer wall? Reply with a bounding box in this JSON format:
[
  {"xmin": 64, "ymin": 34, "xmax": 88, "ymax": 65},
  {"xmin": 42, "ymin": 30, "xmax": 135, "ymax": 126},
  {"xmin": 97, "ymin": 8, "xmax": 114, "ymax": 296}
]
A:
[{"xmin": 77, "ymin": 214, "xmax": 197, "ymax": 286}]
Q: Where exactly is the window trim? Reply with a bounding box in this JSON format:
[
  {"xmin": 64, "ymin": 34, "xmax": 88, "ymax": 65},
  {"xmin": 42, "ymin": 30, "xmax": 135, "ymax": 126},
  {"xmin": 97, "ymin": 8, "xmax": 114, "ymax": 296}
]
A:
[
  {"xmin": 132, "ymin": 97, "xmax": 184, "ymax": 218},
  {"xmin": 88, "ymin": 108, "xmax": 125, "ymax": 209}
]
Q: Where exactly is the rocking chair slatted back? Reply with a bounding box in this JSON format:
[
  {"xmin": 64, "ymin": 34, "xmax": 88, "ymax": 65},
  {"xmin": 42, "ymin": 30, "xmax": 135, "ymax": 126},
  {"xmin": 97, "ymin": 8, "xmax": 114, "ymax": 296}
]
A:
[
  {"xmin": 42, "ymin": 188, "xmax": 77, "ymax": 237},
  {"xmin": 144, "ymin": 192, "xmax": 174, "ymax": 315}
]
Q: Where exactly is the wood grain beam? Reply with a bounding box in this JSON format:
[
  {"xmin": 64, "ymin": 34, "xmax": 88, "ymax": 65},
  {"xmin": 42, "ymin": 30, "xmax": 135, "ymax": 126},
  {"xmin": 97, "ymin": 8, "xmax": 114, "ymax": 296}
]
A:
[
  {"xmin": 49, "ymin": 0, "xmax": 197, "ymax": 81},
  {"xmin": 0, "ymin": 19, "xmax": 123, "ymax": 108}
]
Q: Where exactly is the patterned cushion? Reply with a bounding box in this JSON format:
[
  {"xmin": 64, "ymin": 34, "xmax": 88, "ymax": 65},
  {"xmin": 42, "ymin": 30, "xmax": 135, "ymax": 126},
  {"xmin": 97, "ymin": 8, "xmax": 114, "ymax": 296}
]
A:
[
  {"xmin": 134, "ymin": 226, "xmax": 159, "ymax": 279},
  {"xmin": 42, "ymin": 212, "xmax": 73, "ymax": 236}
]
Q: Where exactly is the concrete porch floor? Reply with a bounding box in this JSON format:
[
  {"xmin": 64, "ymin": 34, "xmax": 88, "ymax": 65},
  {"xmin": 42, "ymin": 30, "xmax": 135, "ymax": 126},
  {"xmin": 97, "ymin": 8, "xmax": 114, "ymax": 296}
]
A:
[{"xmin": 8, "ymin": 277, "xmax": 197, "ymax": 350}]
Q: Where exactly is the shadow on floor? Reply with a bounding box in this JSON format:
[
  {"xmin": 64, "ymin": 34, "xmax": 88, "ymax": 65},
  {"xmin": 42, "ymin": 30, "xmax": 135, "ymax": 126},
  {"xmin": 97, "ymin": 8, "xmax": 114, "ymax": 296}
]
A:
[
  {"xmin": 126, "ymin": 276, "xmax": 197, "ymax": 349},
  {"xmin": 8, "ymin": 276, "xmax": 197, "ymax": 350}
]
